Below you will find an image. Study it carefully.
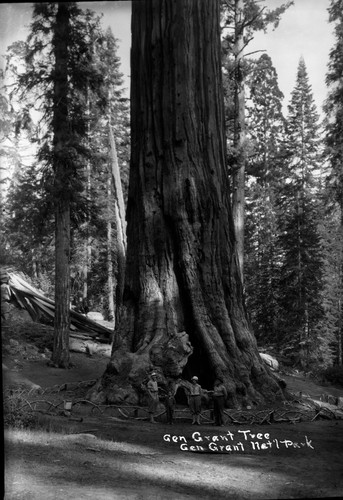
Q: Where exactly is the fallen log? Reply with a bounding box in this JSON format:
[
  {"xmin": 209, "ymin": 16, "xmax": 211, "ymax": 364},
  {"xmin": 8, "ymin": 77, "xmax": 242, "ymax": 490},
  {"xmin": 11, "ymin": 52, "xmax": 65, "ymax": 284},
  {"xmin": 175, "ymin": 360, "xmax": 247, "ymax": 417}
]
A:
[{"xmin": 4, "ymin": 271, "xmax": 113, "ymax": 339}]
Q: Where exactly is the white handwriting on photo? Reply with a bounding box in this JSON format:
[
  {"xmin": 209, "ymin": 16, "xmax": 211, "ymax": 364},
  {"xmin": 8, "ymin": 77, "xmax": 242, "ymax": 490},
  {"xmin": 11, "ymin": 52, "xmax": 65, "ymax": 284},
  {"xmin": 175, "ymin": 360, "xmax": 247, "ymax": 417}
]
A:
[{"xmin": 163, "ymin": 429, "xmax": 314, "ymax": 453}]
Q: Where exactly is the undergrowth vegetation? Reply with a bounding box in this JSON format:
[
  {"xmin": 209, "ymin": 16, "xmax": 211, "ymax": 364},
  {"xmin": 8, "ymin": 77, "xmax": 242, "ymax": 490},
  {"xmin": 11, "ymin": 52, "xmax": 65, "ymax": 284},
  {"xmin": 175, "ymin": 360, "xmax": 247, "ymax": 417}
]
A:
[
  {"xmin": 3, "ymin": 389, "xmax": 38, "ymax": 429},
  {"xmin": 322, "ymin": 365, "xmax": 343, "ymax": 387}
]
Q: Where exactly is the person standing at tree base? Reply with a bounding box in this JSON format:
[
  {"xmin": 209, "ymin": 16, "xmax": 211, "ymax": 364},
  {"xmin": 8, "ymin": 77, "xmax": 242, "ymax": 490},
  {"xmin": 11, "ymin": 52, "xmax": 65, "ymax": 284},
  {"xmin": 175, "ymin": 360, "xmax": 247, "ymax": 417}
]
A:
[
  {"xmin": 213, "ymin": 378, "xmax": 227, "ymax": 426},
  {"xmin": 147, "ymin": 372, "xmax": 159, "ymax": 423},
  {"xmin": 188, "ymin": 376, "xmax": 202, "ymax": 425},
  {"xmin": 164, "ymin": 383, "xmax": 177, "ymax": 424}
]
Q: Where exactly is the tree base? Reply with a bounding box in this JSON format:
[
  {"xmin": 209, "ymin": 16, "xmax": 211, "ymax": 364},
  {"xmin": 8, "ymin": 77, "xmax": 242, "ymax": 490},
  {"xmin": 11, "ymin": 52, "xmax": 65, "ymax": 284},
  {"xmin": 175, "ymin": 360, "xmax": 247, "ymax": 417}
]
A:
[{"xmin": 87, "ymin": 331, "xmax": 193, "ymax": 405}]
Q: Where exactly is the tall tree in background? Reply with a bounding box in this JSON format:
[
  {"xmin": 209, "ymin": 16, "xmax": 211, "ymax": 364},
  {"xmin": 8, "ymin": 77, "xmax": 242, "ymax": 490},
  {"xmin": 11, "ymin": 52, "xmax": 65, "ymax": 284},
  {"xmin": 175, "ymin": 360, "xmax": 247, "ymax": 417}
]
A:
[
  {"xmin": 244, "ymin": 54, "xmax": 285, "ymax": 344},
  {"xmin": 0, "ymin": 81, "xmax": 16, "ymax": 192},
  {"xmin": 231, "ymin": 0, "xmax": 246, "ymax": 282},
  {"xmin": 82, "ymin": 26, "xmax": 129, "ymax": 320},
  {"xmin": 317, "ymin": 214, "xmax": 342, "ymax": 367},
  {"xmin": 277, "ymin": 58, "xmax": 324, "ymax": 368},
  {"xmin": 101, "ymin": 27, "xmax": 129, "ymax": 324},
  {"xmin": 90, "ymin": 0, "xmax": 283, "ymax": 408},
  {"xmin": 8, "ymin": 2, "xmax": 105, "ymax": 367},
  {"xmin": 0, "ymin": 83, "xmax": 46, "ymax": 273},
  {"xmin": 322, "ymin": 0, "xmax": 343, "ymax": 365},
  {"xmin": 246, "ymin": 54, "xmax": 285, "ymax": 183},
  {"xmin": 3, "ymin": 162, "xmax": 55, "ymax": 280},
  {"xmin": 0, "ymin": 67, "xmax": 50, "ymax": 276},
  {"xmin": 104, "ymin": 28, "xmax": 128, "ymax": 324},
  {"xmin": 52, "ymin": 2, "xmax": 75, "ymax": 367},
  {"xmin": 221, "ymin": 0, "xmax": 293, "ymax": 281},
  {"xmin": 3, "ymin": 10, "xmax": 129, "ymax": 323}
]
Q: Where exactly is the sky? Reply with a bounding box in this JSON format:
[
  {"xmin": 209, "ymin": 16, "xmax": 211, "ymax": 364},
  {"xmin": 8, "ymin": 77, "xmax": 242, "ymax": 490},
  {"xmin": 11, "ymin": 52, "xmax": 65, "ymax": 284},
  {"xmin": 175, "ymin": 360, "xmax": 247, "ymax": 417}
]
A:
[
  {"xmin": 248, "ymin": 0, "xmax": 334, "ymax": 115},
  {"xmin": 0, "ymin": 0, "xmax": 335, "ymax": 114}
]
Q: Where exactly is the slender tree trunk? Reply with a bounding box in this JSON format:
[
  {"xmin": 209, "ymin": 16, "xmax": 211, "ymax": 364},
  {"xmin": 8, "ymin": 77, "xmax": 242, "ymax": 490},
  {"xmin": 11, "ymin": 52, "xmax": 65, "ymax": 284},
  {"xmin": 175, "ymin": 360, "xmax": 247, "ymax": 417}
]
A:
[
  {"xmin": 83, "ymin": 157, "xmax": 91, "ymax": 312},
  {"xmin": 107, "ymin": 173, "xmax": 115, "ymax": 322},
  {"xmin": 51, "ymin": 3, "xmax": 71, "ymax": 368},
  {"xmin": 82, "ymin": 241, "xmax": 91, "ymax": 309},
  {"xmin": 339, "ymin": 205, "xmax": 343, "ymax": 366},
  {"xmin": 52, "ymin": 202, "xmax": 71, "ymax": 367},
  {"xmin": 232, "ymin": 0, "xmax": 246, "ymax": 282},
  {"xmin": 297, "ymin": 192, "xmax": 302, "ymax": 336},
  {"xmin": 91, "ymin": 0, "xmax": 283, "ymax": 408},
  {"xmin": 340, "ymin": 309, "xmax": 343, "ymax": 367},
  {"xmin": 83, "ymin": 86, "xmax": 92, "ymax": 312},
  {"xmin": 109, "ymin": 124, "xmax": 126, "ymax": 333},
  {"xmin": 109, "ymin": 124, "xmax": 126, "ymax": 253}
]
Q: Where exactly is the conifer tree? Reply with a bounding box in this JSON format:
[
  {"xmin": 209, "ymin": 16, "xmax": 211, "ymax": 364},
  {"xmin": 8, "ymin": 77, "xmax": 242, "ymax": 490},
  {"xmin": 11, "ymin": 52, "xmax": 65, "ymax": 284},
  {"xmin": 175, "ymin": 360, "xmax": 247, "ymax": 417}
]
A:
[
  {"xmin": 244, "ymin": 54, "xmax": 285, "ymax": 345},
  {"xmin": 0, "ymin": 80, "xmax": 16, "ymax": 189},
  {"xmin": 221, "ymin": 0, "xmax": 293, "ymax": 280},
  {"xmin": 6, "ymin": 2, "xmax": 106, "ymax": 367},
  {"xmin": 4, "ymin": 8, "xmax": 129, "ymax": 325},
  {"xmin": 80, "ymin": 26, "xmax": 129, "ymax": 319},
  {"xmin": 277, "ymin": 58, "xmax": 324, "ymax": 369},
  {"xmin": 246, "ymin": 54, "xmax": 286, "ymax": 183},
  {"xmin": 1, "ymin": 72, "xmax": 53, "ymax": 278},
  {"xmin": 322, "ymin": 0, "xmax": 343, "ymax": 365},
  {"xmin": 3, "ymin": 163, "xmax": 55, "ymax": 279},
  {"xmin": 316, "ymin": 215, "xmax": 341, "ymax": 367}
]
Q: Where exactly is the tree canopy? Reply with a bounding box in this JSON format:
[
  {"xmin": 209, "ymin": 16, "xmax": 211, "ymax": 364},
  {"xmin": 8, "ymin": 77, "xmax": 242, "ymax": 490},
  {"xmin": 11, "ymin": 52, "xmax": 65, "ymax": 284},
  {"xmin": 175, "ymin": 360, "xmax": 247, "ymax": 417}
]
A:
[{"xmin": 1, "ymin": 0, "xmax": 342, "ymax": 387}]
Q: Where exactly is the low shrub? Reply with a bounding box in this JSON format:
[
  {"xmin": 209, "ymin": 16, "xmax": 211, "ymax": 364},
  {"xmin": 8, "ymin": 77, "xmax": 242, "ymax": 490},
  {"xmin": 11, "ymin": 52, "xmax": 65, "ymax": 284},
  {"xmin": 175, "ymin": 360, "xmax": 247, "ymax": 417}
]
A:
[
  {"xmin": 3, "ymin": 389, "xmax": 38, "ymax": 429},
  {"xmin": 321, "ymin": 365, "xmax": 343, "ymax": 387}
]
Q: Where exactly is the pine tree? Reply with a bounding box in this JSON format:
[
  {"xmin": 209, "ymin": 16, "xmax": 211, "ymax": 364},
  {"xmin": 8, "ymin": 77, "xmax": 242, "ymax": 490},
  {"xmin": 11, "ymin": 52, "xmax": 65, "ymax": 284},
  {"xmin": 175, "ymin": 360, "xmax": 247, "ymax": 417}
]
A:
[
  {"xmin": 1, "ymin": 71, "xmax": 54, "ymax": 278},
  {"xmin": 246, "ymin": 54, "xmax": 286, "ymax": 182},
  {"xmin": 80, "ymin": 27, "xmax": 129, "ymax": 319},
  {"xmin": 277, "ymin": 58, "xmax": 324, "ymax": 369},
  {"xmin": 245, "ymin": 185, "xmax": 281, "ymax": 344},
  {"xmin": 244, "ymin": 54, "xmax": 285, "ymax": 346},
  {"xmin": 3, "ymin": 164, "xmax": 55, "ymax": 278},
  {"xmin": 5, "ymin": 2, "xmax": 106, "ymax": 367},
  {"xmin": 4, "ymin": 10, "xmax": 130, "ymax": 324},
  {"xmin": 316, "ymin": 215, "xmax": 342, "ymax": 367},
  {"xmin": 221, "ymin": 0, "xmax": 293, "ymax": 280},
  {"xmin": 322, "ymin": 0, "xmax": 343, "ymax": 365},
  {"xmin": 0, "ymin": 79, "xmax": 16, "ymax": 190}
]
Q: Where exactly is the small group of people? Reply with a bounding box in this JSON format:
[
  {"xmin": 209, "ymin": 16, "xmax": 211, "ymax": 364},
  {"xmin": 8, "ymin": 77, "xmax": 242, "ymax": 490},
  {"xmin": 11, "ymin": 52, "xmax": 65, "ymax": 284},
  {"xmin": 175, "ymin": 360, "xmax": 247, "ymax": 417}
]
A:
[
  {"xmin": 146, "ymin": 372, "xmax": 228, "ymax": 426},
  {"xmin": 189, "ymin": 375, "xmax": 228, "ymax": 426},
  {"xmin": 147, "ymin": 372, "xmax": 177, "ymax": 424}
]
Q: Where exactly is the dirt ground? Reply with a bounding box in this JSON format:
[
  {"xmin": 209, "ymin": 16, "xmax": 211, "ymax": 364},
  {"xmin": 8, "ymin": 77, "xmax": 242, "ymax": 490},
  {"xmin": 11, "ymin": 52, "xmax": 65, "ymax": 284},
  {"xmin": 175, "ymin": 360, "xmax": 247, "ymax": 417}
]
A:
[{"xmin": 2, "ymin": 318, "xmax": 343, "ymax": 499}]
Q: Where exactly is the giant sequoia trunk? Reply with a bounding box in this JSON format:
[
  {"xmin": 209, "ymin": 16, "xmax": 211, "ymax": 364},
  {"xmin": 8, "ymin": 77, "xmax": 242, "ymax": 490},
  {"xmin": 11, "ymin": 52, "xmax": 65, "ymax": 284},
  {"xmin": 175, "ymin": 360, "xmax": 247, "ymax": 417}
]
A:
[{"xmin": 91, "ymin": 0, "xmax": 283, "ymax": 407}]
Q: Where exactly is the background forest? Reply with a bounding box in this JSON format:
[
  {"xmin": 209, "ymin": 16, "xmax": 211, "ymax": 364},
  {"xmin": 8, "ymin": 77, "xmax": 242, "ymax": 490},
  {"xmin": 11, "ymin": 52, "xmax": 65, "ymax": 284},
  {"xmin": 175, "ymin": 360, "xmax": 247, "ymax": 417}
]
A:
[{"xmin": 0, "ymin": 0, "xmax": 342, "ymax": 382}]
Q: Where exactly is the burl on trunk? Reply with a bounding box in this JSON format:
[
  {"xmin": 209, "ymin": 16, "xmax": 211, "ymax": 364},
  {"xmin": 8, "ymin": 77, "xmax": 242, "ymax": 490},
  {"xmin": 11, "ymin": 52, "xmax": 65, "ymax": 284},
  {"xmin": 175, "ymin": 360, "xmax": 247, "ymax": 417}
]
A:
[{"xmin": 89, "ymin": 0, "xmax": 284, "ymax": 408}]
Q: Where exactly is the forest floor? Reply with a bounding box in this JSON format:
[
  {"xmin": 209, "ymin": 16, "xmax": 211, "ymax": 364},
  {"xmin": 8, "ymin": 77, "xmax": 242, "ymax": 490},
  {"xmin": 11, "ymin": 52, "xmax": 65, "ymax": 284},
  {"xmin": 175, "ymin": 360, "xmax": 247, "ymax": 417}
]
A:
[{"xmin": 2, "ymin": 315, "xmax": 343, "ymax": 500}]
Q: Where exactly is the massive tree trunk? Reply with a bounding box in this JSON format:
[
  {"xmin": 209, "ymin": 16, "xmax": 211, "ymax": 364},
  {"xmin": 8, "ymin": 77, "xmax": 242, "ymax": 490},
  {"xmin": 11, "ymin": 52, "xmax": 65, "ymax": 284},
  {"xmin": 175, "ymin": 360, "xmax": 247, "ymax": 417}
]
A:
[
  {"xmin": 51, "ymin": 2, "xmax": 71, "ymax": 368},
  {"xmin": 91, "ymin": 0, "xmax": 283, "ymax": 407}
]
